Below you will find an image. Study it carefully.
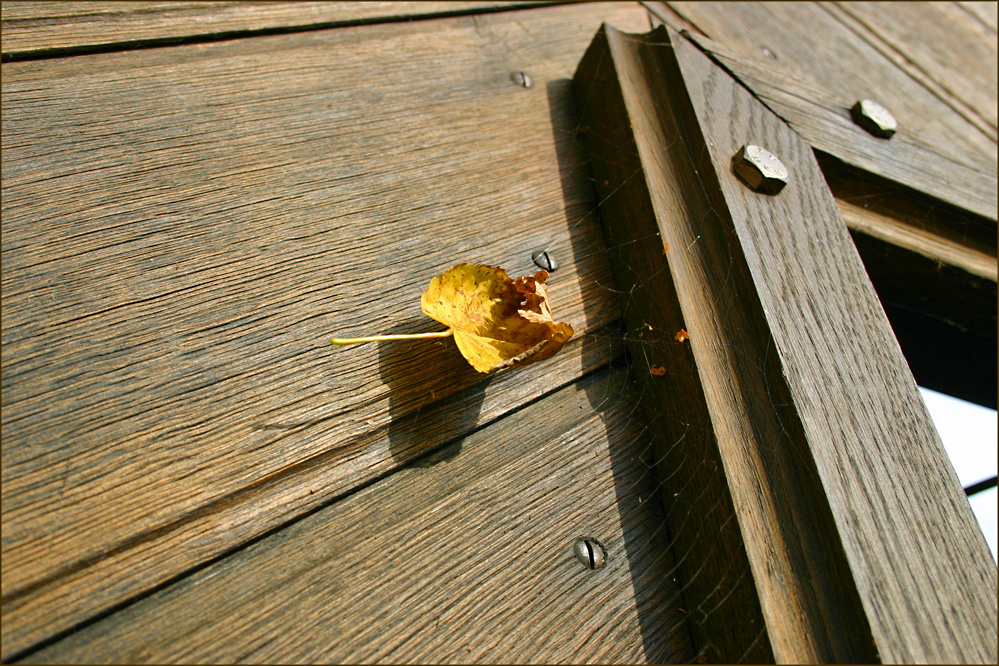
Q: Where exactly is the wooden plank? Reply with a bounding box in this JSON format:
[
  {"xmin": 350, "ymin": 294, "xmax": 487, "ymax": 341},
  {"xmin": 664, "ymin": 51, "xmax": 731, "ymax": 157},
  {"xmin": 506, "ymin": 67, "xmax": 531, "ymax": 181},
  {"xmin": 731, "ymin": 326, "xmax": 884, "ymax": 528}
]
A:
[
  {"xmin": 576, "ymin": 24, "xmax": 834, "ymax": 663},
  {"xmin": 0, "ymin": 3, "xmax": 653, "ymax": 658},
  {"xmin": 832, "ymin": 2, "xmax": 997, "ymax": 141},
  {"xmin": 574, "ymin": 23, "xmax": 997, "ymax": 663},
  {"xmin": 646, "ymin": 2, "xmax": 998, "ymax": 222},
  {"xmin": 664, "ymin": 1, "xmax": 997, "ymax": 165},
  {"xmin": 658, "ymin": 0, "xmax": 999, "ymax": 409},
  {"xmin": 0, "ymin": 1, "xmax": 549, "ymax": 57},
  {"xmin": 17, "ymin": 365, "xmax": 696, "ymax": 664}
]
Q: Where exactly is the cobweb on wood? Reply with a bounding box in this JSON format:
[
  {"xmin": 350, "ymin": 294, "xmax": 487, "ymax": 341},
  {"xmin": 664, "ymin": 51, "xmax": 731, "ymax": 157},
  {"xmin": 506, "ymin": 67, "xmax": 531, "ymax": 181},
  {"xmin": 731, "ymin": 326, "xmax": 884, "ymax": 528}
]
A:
[
  {"xmin": 399, "ymin": 33, "xmax": 797, "ymax": 664},
  {"xmin": 494, "ymin": 32, "xmax": 883, "ymax": 663}
]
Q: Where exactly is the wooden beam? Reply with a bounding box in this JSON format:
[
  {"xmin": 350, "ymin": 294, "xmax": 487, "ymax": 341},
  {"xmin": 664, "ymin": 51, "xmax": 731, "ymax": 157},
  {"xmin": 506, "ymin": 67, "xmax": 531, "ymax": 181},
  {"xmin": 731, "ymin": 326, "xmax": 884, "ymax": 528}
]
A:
[
  {"xmin": 818, "ymin": 154, "xmax": 997, "ymax": 408},
  {"xmin": 645, "ymin": 2, "xmax": 998, "ymax": 408},
  {"xmin": 0, "ymin": 2, "xmax": 551, "ymax": 58},
  {"xmin": 830, "ymin": 1, "xmax": 997, "ymax": 142},
  {"xmin": 573, "ymin": 23, "xmax": 997, "ymax": 663}
]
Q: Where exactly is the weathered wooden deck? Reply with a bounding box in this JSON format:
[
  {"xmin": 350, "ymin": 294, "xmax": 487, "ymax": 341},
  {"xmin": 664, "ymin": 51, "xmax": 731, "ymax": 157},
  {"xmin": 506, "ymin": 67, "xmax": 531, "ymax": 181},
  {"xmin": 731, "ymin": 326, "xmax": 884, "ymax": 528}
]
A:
[
  {"xmin": 2, "ymin": 2, "xmax": 996, "ymax": 663},
  {"xmin": 2, "ymin": 3, "xmax": 689, "ymax": 662}
]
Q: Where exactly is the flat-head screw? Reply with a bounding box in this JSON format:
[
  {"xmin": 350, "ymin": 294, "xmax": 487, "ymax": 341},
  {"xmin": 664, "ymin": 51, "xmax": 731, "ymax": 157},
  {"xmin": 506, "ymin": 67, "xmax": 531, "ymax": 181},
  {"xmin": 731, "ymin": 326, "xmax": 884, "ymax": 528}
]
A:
[
  {"xmin": 531, "ymin": 249, "xmax": 558, "ymax": 272},
  {"xmin": 511, "ymin": 71, "xmax": 534, "ymax": 88},
  {"xmin": 731, "ymin": 144, "xmax": 788, "ymax": 195},
  {"xmin": 851, "ymin": 99, "xmax": 897, "ymax": 138},
  {"xmin": 572, "ymin": 537, "xmax": 606, "ymax": 570}
]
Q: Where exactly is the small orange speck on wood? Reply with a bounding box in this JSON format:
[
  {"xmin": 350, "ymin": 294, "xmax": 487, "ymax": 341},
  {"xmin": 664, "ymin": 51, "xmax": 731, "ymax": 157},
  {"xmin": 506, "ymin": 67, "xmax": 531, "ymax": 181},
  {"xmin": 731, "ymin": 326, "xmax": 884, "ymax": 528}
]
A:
[
  {"xmin": 675, "ymin": 328, "xmax": 689, "ymax": 342},
  {"xmin": 650, "ymin": 365, "xmax": 666, "ymax": 376}
]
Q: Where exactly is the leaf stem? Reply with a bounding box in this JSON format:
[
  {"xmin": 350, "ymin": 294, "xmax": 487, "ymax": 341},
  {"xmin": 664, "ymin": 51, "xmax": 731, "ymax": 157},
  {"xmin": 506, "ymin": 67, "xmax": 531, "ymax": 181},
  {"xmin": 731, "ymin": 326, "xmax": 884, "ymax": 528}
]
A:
[{"xmin": 331, "ymin": 329, "xmax": 454, "ymax": 345}]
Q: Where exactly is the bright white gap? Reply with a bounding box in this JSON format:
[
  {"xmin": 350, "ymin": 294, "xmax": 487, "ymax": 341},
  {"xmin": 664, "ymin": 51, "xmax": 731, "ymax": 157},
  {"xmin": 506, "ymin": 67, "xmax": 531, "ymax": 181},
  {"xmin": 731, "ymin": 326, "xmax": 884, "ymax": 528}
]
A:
[{"xmin": 919, "ymin": 386, "xmax": 997, "ymax": 563}]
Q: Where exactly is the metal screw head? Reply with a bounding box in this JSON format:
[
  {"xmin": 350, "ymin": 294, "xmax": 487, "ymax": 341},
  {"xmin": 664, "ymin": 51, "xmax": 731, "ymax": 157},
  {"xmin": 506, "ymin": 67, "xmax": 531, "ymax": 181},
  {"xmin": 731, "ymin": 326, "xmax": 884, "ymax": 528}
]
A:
[
  {"xmin": 572, "ymin": 537, "xmax": 606, "ymax": 570},
  {"xmin": 731, "ymin": 144, "xmax": 788, "ymax": 195},
  {"xmin": 511, "ymin": 71, "xmax": 534, "ymax": 88},
  {"xmin": 851, "ymin": 99, "xmax": 897, "ymax": 138},
  {"xmin": 531, "ymin": 249, "xmax": 558, "ymax": 272}
]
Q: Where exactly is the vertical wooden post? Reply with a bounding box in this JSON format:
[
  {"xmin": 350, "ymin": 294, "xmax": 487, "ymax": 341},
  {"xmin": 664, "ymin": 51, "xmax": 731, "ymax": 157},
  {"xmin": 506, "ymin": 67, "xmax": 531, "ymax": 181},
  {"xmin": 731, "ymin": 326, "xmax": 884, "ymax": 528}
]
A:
[{"xmin": 573, "ymin": 24, "xmax": 997, "ymax": 663}]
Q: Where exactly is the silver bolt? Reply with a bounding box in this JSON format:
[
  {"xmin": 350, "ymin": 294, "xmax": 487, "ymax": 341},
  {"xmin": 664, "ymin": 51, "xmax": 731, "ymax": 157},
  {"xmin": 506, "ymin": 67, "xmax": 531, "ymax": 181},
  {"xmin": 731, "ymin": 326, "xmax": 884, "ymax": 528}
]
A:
[
  {"xmin": 572, "ymin": 537, "xmax": 606, "ymax": 570},
  {"xmin": 511, "ymin": 71, "xmax": 534, "ymax": 88},
  {"xmin": 531, "ymin": 249, "xmax": 558, "ymax": 272},
  {"xmin": 731, "ymin": 144, "xmax": 789, "ymax": 195},
  {"xmin": 851, "ymin": 99, "xmax": 897, "ymax": 138}
]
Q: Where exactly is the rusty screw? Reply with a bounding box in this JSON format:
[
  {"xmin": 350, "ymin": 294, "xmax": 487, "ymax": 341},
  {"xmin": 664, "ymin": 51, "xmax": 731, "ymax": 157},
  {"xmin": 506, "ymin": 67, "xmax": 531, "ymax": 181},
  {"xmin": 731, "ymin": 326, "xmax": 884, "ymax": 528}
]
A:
[
  {"xmin": 731, "ymin": 144, "xmax": 788, "ymax": 195},
  {"xmin": 511, "ymin": 71, "xmax": 534, "ymax": 88},
  {"xmin": 572, "ymin": 537, "xmax": 606, "ymax": 570},
  {"xmin": 851, "ymin": 99, "xmax": 897, "ymax": 138}
]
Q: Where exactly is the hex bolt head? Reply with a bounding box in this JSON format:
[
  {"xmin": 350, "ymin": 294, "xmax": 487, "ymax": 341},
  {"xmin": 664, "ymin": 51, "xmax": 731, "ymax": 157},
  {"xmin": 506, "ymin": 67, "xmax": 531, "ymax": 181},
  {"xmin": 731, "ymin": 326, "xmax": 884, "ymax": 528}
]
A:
[
  {"xmin": 572, "ymin": 537, "xmax": 606, "ymax": 570},
  {"xmin": 851, "ymin": 99, "xmax": 897, "ymax": 138},
  {"xmin": 731, "ymin": 144, "xmax": 789, "ymax": 195},
  {"xmin": 531, "ymin": 249, "xmax": 558, "ymax": 272},
  {"xmin": 511, "ymin": 71, "xmax": 534, "ymax": 88}
]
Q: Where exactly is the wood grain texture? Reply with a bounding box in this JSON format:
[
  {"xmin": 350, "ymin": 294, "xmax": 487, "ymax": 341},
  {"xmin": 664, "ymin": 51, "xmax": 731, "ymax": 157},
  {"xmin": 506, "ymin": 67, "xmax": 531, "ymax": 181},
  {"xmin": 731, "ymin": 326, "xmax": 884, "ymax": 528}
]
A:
[
  {"xmin": 647, "ymin": 2, "xmax": 998, "ymax": 221},
  {"xmin": 577, "ymin": 25, "xmax": 856, "ymax": 663},
  {"xmin": 576, "ymin": 26, "xmax": 775, "ymax": 665},
  {"xmin": 0, "ymin": 3, "xmax": 653, "ymax": 658},
  {"xmin": 663, "ymin": 1, "xmax": 997, "ymax": 164},
  {"xmin": 833, "ymin": 1, "xmax": 997, "ymax": 141},
  {"xmin": 827, "ymin": 162, "xmax": 997, "ymax": 340},
  {"xmin": 20, "ymin": 365, "xmax": 696, "ymax": 664},
  {"xmin": 664, "ymin": 22, "xmax": 997, "ymax": 662},
  {"xmin": 817, "ymin": 155, "xmax": 997, "ymax": 408},
  {"xmin": 958, "ymin": 1, "xmax": 998, "ymax": 32},
  {"xmin": 0, "ymin": 1, "xmax": 548, "ymax": 57},
  {"xmin": 576, "ymin": 23, "xmax": 997, "ymax": 663},
  {"xmin": 848, "ymin": 223, "xmax": 997, "ymax": 408}
]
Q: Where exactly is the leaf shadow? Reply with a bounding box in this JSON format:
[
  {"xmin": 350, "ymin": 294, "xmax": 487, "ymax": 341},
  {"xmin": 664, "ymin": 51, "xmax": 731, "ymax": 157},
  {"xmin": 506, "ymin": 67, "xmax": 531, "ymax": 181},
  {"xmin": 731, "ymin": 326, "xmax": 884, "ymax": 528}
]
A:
[{"xmin": 376, "ymin": 318, "xmax": 492, "ymax": 467}]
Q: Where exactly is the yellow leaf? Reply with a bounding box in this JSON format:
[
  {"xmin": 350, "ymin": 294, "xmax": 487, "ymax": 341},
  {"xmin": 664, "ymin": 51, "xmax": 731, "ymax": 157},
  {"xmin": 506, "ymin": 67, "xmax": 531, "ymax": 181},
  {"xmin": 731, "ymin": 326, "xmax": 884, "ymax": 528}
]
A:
[{"xmin": 421, "ymin": 264, "xmax": 574, "ymax": 373}]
